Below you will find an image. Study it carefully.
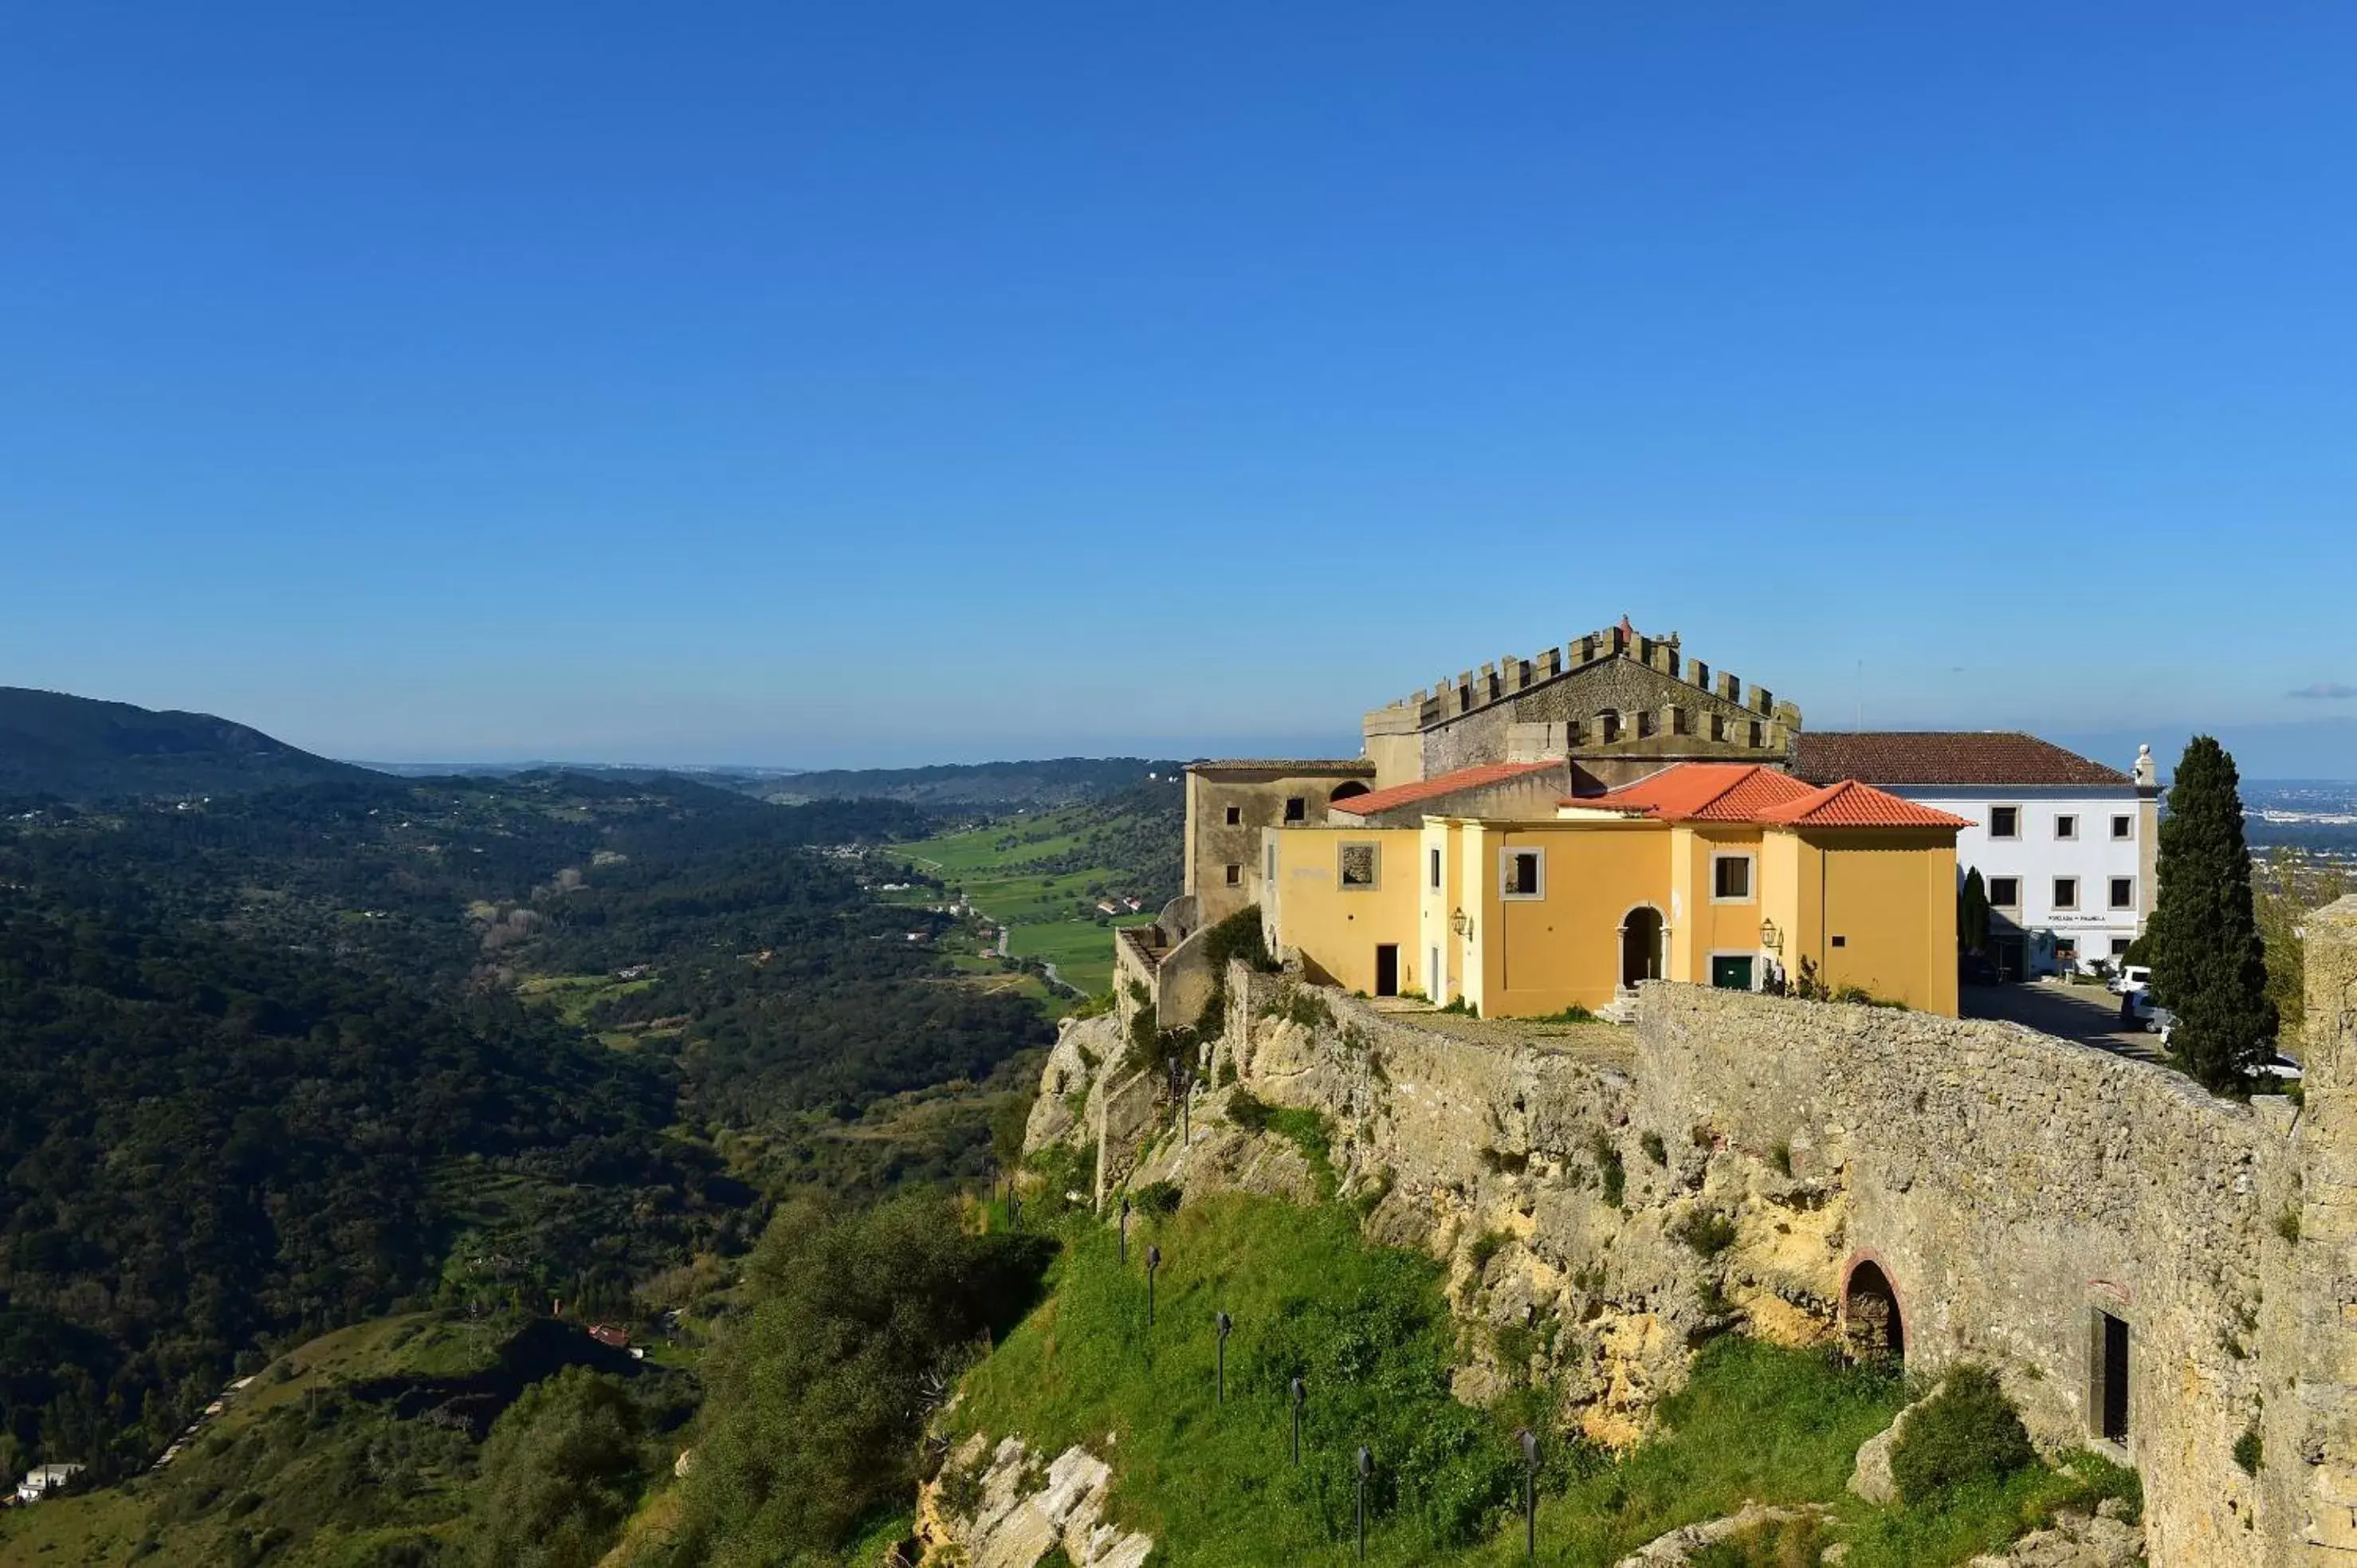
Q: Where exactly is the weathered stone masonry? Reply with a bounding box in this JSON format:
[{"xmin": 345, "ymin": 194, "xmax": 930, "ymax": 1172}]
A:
[{"xmin": 1045, "ymin": 896, "xmax": 2357, "ymax": 1566}]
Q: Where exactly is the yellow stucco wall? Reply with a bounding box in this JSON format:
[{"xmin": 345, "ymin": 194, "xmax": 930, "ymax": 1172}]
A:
[
  {"xmin": 1784, "ymin": 830, "xmax": 1958, "ymax": 1015},
  {"xmin": 1265, "ymin": 827, "xmax": 1424, "ymax": 996},
  {"xmin": 1470, "ymin": 819, "xmax": 1671, "ymax": 1016},
  {"xmin": 1272, "ymin": 814, "xmax": 1958, "ymax": 1020}
]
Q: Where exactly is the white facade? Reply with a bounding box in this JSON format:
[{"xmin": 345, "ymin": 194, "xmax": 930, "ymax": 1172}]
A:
[{"xmin": 1877, "ymin": 772, "xmax": 2159, "ymax": 977}]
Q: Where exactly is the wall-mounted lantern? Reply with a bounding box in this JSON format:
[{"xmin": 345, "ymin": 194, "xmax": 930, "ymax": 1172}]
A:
[{"xmin": 1759, "ymin": 918, "xmax": 1782, "ymax": 952}]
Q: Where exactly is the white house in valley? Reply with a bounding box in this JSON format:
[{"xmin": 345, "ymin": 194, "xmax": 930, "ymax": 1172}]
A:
[{"xmin": 1794, "ymin": 732, "xmax": 2161, "ymax": 980}]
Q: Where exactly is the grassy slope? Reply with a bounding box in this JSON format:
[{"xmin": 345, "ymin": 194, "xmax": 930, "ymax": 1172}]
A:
[
  {"xmin": 952, "ymin": 1194, "xmax": 2136, "ymax": 1568},
  {"xmin": 0, "ymin": 1313, "xmax": 499, "ymax": 1566}
]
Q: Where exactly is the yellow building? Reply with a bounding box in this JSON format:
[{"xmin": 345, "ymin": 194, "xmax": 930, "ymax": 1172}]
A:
[{"xmin": 1263, "ymin": 762, "xmax": 1967, "ymax": 1017}]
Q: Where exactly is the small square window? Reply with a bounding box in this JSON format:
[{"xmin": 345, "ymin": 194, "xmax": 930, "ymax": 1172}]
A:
[
  {"xmin": 1225, "ymin": 863, "xmax": 1242, "ymax": 886},
  {"xmin": 2111, "ymin": 814, "xmax": 2132, "ymax": 840},
  {"xmin": 1711, "ymin": 855, "xmax": 1754, "ymax": 902},
  {"xmin": 2111, "ymin": 937, "xmax": 2132, "ymax": 957},
  {"xmin": 1831, "ymin": 935, "xmax": 1847, "ymax": 948},
  {"xmin": 1428, "ymin": 847, "xmax": 1442, "ymax": 889},
  {"xmin": 2053, "ymin": 877, "xmax": 2080, "ymax": 910},
  {"xmin": 1225, "ymin": 805, "xmax": 1242, "ymax": 826},
  {"xmin": 1989, "ymin": 876, "xmax": 2021, "ymax": 908},
  {"xmin": 1284, "ymin": 796, "xmax": 1307, "ymax": 823},
  {"xmin": 1990, "ymin": 806, "xmax": 2020, "ymax": 839},
  {"xmin": 2055, "ymin": 814, "xmax": 2077, "ymax": 841},
  {"xmin": 1499, "ymin": 847, "xmax": 1544, "ymax": 899},
  {"xmin": 1338, "ymin": 843, "xmax": 1380, "ymax": 890},
  {"xmin": 2109, "ymin": 878, "xmax": 2134, "ymax": 910}
]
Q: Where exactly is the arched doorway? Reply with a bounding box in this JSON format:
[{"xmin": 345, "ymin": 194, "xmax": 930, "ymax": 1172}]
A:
[
  {"xmin": 1843, "ymin": 1260, "xmax": 1905, "ymax": 1366},
  {"xmin": 1620, "ymin": 907, "xmax": 1664, "ymax": 987}
]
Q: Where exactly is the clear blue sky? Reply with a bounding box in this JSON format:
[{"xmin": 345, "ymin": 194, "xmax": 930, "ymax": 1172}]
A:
[{"xmin": 3, "ymin": 4, "xmax": 2352, "ymax": 771}]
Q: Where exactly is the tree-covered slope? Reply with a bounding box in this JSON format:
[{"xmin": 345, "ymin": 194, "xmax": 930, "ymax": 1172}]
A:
[{"xmin": 0, "ymin": 686, "xmax": 374, "ymax": 800}]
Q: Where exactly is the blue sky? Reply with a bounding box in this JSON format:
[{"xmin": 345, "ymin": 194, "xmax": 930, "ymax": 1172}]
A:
[{"xmin": 2, "ymin": 5, "xmax": 2352, "ymax": 772}]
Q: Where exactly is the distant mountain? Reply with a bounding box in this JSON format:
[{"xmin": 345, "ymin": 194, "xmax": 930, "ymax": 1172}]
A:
[
  {"xmin": 0, "ymin": 686, "xmax": 375, "ymax": 800},
  {"xmin": 759, "ymin": 756, "xmax": 1185, "ymax": 811}
]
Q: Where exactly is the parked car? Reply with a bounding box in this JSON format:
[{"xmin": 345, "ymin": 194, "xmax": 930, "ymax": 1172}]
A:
[
  {"xmin": 2253, "ymin": 1052, "xmax": 2305, "ymax": 1085},
  {"xmin": 1959, "ymin": 952, "xmax": 2001, "ymax": 986},
  {"xmin": 2108, "ymin": 965, "xmax": 2151, "ymax": 996}
]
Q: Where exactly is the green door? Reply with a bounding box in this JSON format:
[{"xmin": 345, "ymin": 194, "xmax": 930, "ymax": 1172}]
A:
[{"xmin": 1711, "ymin": 955, "xmax": 1754, "ymax": 991}]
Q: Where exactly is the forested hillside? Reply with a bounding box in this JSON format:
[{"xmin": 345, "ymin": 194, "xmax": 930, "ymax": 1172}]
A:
[
  {"xmin": 0, "ymin": 770, "xmax": 1051, "ymax": 1522},
  {"xmin": 761, "ymin": 756, "xmax": 1182, "ymax": 811},
  {"xmin": 0, "ymin": 686, "xmax": 372, "ymax": 799}
]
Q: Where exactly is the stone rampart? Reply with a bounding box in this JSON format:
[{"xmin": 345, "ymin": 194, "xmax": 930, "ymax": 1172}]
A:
[{"xmin": 1636, "ymin": 984, "xmax": 2282, "ymax": 1563}]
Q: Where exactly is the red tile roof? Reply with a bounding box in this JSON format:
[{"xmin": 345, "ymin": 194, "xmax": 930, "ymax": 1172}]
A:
[
  {"xmin": 1576, "ymin": 764, "xmax": 1970, "ymax": 830},
  {"xmin": 1575, "ymin": 764, "xmax": 1815, "ymax": 821},
  {"xmin": 1793, "ymin": 732, "xmax": 2131, "ymax": 788},
  {"xmin": 1750, "ymin": 779, "xmax": 1974, "ymax": 829},
  {"xmin": 1330, "ymin": 760, "xmax": 1562, "ymax": 817}
]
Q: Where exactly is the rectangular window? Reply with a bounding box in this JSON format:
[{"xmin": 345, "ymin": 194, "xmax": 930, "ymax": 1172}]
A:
[
  {"xmin": 1225, "ymin": 863, "xmax": 1242, "ymax": 886},
  {"xmin": 1225, "ymin": 804, "xmax": 1242, "ymax": 825},
  {"xmin": 1499, "ymin": 847, "xmax": 1544, "ymax": 899},
  {"xmin": 2090, "ymin": 1311, "xmax": 2131, "ymax": 1444},
  {"xmin": 2053, "ymin": 877, "xmax": 2080, "ymax": 910},
  {"xmin": 2111, "ymin": 937, "xmax": 2132, "ymax": 957},
  {"xmin": 2111, "ymin": 814, "xmax": 2132, "ymax": 840},
  {"xmin": 1266, "ymin": 840, "xmax": 1277, "ymax": 880},
  {"xmin": 1284, "ymin": 796, "xmax": 1306, "ymax": 823},
  {"xmin": 1338, "ymin": 843, "xmax": 1380, "ymax": 890},
  {"xmin": 1428, "ymin": 846, "xmax": 1442, "ymax": 889},
  {"xmin": 1990, "ymin": 806, "xmax": 2021, "ymax": 839},
  {"xmin": 1988, "ymin": 876, "xmax": 2021, "ymax": 908},
  {"xmin": 2055, "ymin": 814, "xmax": 2077, "ymax": 841},
  {"xmin": 2109, "ymin": 878, "xmax": 2134, "ymax": 910},
  {"xmin": 1711, "ymin": 854, "xmax": 1754, "ymax": 902}
]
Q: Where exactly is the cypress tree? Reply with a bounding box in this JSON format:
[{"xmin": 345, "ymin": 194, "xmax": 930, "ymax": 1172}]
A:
[
  {"xmin": 2150, "ymin": 737, "xmax": 2275, "ymax": 1088},
  {"xmin": 1959, "ymin": 869, "xmax": 1991, "ymax": 953}
]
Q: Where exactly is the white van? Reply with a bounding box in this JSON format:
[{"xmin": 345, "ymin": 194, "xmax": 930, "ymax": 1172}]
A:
[{"xmin": 2109, "ymin": 965, "xmax": 2151, "ymax": 996}]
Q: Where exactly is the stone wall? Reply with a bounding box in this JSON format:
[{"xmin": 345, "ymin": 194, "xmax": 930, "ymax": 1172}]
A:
[
  {"xmin": 1032, "ymin": 905, "xmax": 2357, "ymax": 1566},
  {"xmin": 1636, "ymin": 984, "xmax": 2282, "ymax": 1564}
]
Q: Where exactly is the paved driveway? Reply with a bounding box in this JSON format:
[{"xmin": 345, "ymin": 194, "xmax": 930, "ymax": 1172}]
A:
[{"xmin": 1961, "ymin": 978, "xmax": 2170, "ymax": 1064}]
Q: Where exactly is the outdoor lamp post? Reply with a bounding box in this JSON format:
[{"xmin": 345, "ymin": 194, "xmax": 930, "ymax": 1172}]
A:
[
  {"xmin": 1355, "ymin": 1446, "xmax": 1372, "ymax": 1562},
  {"xmin": 1290, "ymin": 1377, "xmax": 1305, "ymax": 1464},
  {"xmin": 1119, "ymin": 1196, "xmax": 1131, "ymax": 1264},
  {"xmin": 1216, "ymin": 1311, "xmax": 1232, "ymax": 1403},
  {"xmin": 1145, "ymin": 1244, "xmax": 1161, "ymax": 1327},
  {"xmin": 1519, "ymin": 1427, "xmax": 1539, "ymax": 1561}
]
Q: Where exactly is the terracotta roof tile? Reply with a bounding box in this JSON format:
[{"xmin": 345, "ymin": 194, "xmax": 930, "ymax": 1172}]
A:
[
  {"xmin": 1330, "ymin": 760, "xmax": 1562, "ymax": 817},
  {"xmin": 1577, "ymin": 763, "xmax": 1969, "ymax": 830},
  {"xmin": 1793, "ymin": 732, "xmax": 2131, "ymax": 788},
  {"xmin": 1750, "ymin": 779, "xmax": 1974, "ymax": 829}
]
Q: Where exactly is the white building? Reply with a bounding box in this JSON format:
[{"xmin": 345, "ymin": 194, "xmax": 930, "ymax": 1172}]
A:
[
  {"xmin": 15, "ymin": 1463, "xmax": 84, "ymax": 1504},
  {"xmin": 1795, "ymin": 733, "xmax": 2161, "ymax": 979}
]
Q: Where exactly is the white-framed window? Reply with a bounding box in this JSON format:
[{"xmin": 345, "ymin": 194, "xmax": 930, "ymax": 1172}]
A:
[
  {"xmin": 2055, "ymin": 813, "xmax": 2078, "ymax": 841},
  {"xmin": 2053, "ymin": 876, "xmax": 2080, "ymax": 911},
  {"xmin": 1428, "ymin": 846, "xmax": 1443, "ymax": 889},
  {"xmin": 2111, "ymin": 814, "xmax": 2132, "ymax": 840},
  {"xmin": 1499, "ymin": 846, "xmax": 1546, "ymax": 900},
  {"xmin": 1711, "ymin": 852, "xmax": 1754, "ymax": 903},
  {"xmin": 1989, "ymin": 876, "xmax": 2021, "ymax": 908},
  {"xmin": 2109, "ymin": 878, "xmax": 2135, "ymax": 910},
  {"xmin": 1990, "ymin": 805, "xmax": 2021, "ymax": 839},
  {"xmin": 1338, "ymin": 842, "xmax": 1380, "ymax": 890},
  {"xmin": 2110, "ymin": 937, "xmax": 2132, "ymax": 957}
]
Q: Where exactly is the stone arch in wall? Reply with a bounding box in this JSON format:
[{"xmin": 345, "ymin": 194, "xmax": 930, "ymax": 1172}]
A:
[
  {"xmin": 1620, "ymin": 904, "xmax": 1665, "ymax": 988},
  {"xmin": 1329, "ymin": 780, "xmax": 1370, "ymax": 804},
  {"xmin": 1841, "ymin": 1255, "xmax": 1907, "ymax": 1366}
]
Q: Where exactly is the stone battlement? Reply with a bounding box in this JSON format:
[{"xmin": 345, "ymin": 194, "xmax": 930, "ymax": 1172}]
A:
[{"xmin": 1365, "ymin": 622, "xmax": 1802, "ymax": 735}]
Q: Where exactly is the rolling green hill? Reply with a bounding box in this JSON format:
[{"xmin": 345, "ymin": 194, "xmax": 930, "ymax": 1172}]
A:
[{"xmin": 0, "ymin": 686, "xmax": 374, "ymax": 800}]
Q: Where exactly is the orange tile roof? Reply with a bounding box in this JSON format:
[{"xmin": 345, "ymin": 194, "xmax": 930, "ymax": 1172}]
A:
[
  {"xmin": 1330, "ymin": 760, "xmax": 1562, "ymax": 817},
  {"xmin": 1751, "ymin": 779, "xmax": 1974, "ymax": 829},
  {"xmin": 1576, "ymin": 764, "xmax": 1969, "ymax": 830}
]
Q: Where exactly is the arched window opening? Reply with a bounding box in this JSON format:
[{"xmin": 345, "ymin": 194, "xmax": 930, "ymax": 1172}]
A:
[
  {"xmin": 1844, "ymin": 1261, "xmax": 1905, "ymax": 1366},
  {"xmin": 1329, "ymin": 780, "xmax": 1370, "ymax": 804}
]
